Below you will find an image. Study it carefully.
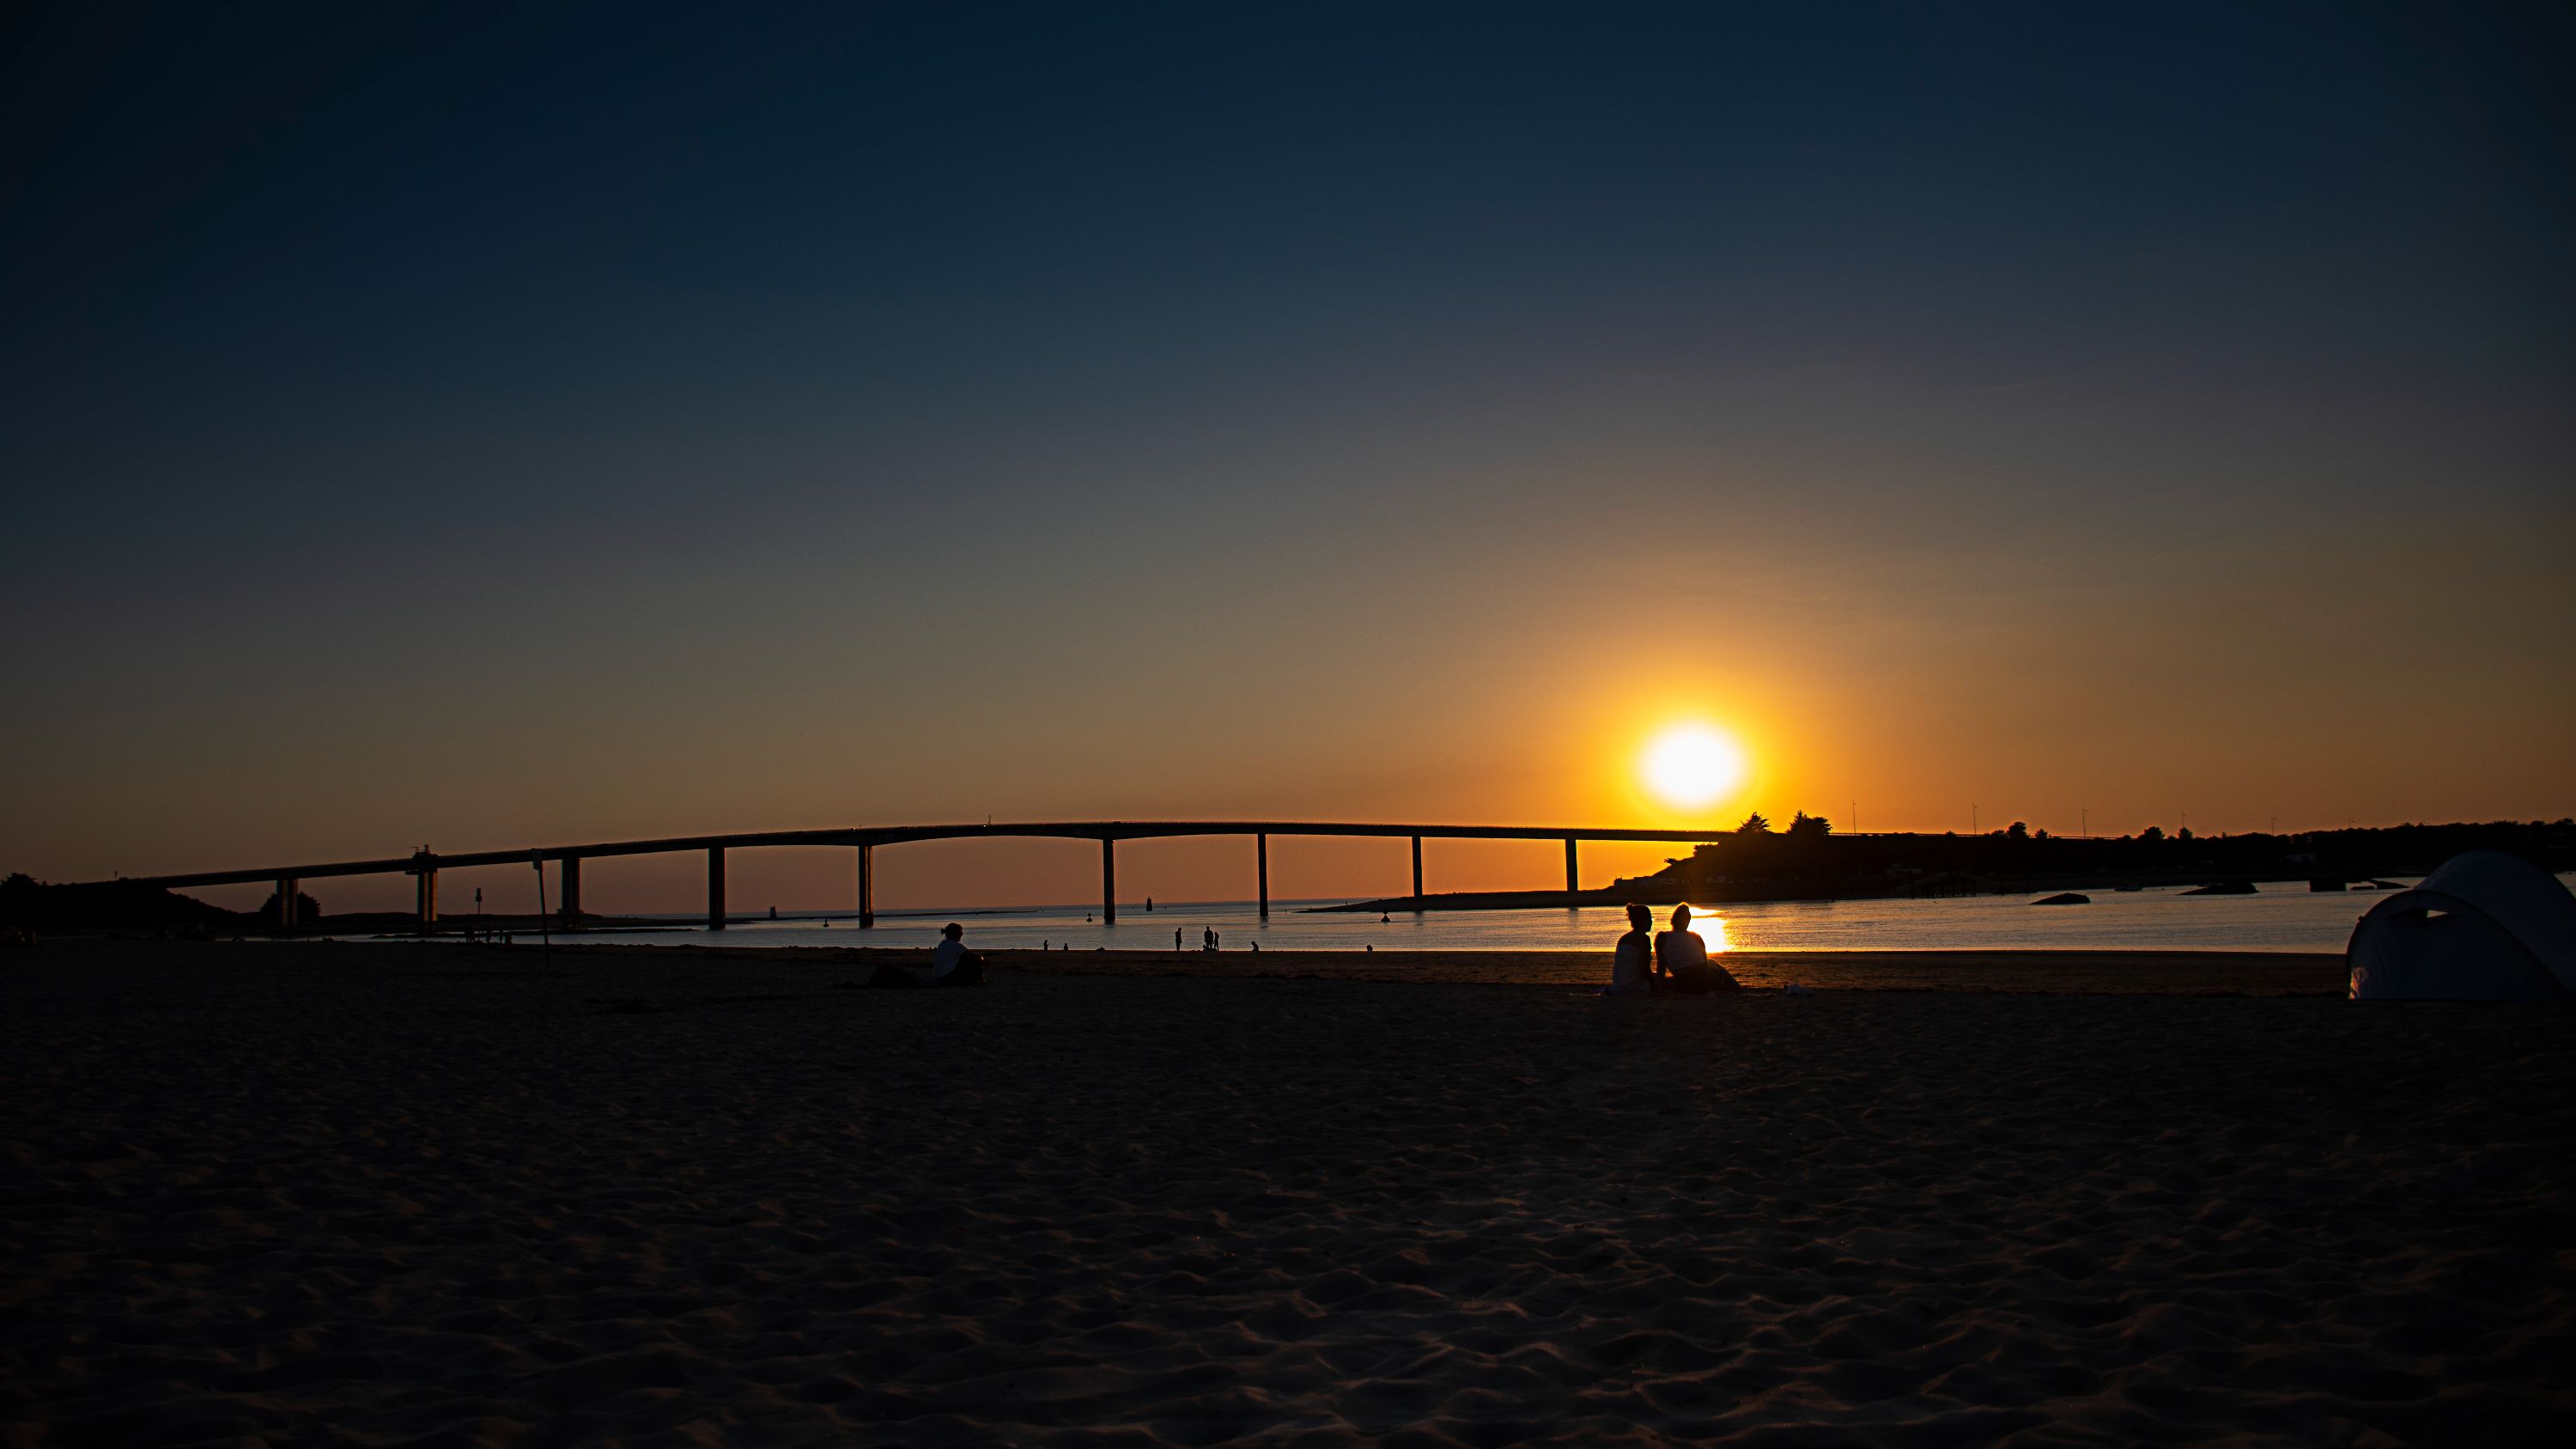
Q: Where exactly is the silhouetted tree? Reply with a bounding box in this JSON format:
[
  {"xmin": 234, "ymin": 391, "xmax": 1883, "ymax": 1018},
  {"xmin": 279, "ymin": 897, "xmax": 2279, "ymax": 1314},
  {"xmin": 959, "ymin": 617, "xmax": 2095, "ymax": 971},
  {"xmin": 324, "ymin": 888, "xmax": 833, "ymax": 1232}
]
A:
[
  {"xmin": 1787, "ymin": 812, "xmax": 1832, "ymax": 839},
  {"xmin": 257, "ymin": 887, "xmax": 322, "ymax": 928},
  {"xmin": 2006, "ymin": 821, "xmax": 2029, "ymax": 841},
  {"xmin": 2140, "ymin": 825, "xmax": 2166, "ymax": 843},
  {"xmin": 0, "ymin": 873, "xmax": 37, "ymax": 927},
  {"xmin": 1735, "ymin": 812, "xmax": 1773, "ymax": 835}
]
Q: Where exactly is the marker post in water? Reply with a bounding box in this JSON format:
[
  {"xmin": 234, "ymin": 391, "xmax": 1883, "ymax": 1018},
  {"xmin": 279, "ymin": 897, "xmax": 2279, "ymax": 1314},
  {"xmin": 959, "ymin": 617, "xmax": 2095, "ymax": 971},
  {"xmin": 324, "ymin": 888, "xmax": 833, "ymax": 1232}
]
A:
[{"xmin": 532, "ymin": 851, "xmax": 551, "ymax": 970}]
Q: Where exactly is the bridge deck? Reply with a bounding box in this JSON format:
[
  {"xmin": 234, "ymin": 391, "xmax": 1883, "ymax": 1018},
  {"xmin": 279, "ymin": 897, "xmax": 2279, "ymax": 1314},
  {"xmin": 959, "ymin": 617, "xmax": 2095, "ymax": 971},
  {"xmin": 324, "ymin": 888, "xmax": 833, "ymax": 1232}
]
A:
[{"xmin": 123, "ymin": 822, "xmax": 1730, "ymax": 890}]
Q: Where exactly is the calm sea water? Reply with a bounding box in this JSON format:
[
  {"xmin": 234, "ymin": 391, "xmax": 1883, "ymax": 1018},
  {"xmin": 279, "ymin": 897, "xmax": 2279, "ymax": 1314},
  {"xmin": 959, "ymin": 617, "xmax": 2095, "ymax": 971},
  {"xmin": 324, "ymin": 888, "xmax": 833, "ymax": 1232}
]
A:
[{"xmin": 483, "ymin": 878, "xmax": 2560, "ymax": 955}]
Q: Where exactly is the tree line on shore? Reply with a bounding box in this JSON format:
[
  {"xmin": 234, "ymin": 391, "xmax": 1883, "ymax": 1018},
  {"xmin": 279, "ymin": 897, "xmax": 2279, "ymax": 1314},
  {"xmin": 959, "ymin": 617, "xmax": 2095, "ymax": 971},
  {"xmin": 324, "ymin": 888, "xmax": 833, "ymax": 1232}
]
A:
[
  {"xmin": 1614, "ymin": 816, "xmax": 2576, "ymax": 896},
  {"xmin": 0, "ymin": 875, "xmax": 315, "ymax": 934}
]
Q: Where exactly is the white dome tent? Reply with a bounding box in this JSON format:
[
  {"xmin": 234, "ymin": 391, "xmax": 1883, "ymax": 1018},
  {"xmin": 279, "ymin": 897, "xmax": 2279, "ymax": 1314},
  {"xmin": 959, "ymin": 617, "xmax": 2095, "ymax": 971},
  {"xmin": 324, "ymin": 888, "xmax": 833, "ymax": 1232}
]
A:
[{"xmin": 2347, "ymin": 851, "xmax": 2576, "ymax": 1002}]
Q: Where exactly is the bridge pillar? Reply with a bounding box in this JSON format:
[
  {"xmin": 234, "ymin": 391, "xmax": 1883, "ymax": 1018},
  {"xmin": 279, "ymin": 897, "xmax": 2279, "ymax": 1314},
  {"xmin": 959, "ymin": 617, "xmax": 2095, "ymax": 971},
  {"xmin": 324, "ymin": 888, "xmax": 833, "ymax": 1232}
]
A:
[
  {"xmin": 1256, "ymin": 833, "xmax": 1269, "ymax": 920},
  {"xmin": 857, "ymin": 844, "xmax": 874, "ymax": 928},
  {"xmin": 1101, "ymin": 838, "xmax": 1116, "ymax": 926},
  {"xmin": 708, "ymin": 847, "xmax": 726, "ymax": 930},
  {"xmin": 276, "ymin": 876, "xmax": 300, "ymax": 935},
  {"xmin": 415, "ymin": 862, "xmax": 437, "ymax": 927},
  {"xmin": 559, "ymin": 856, "xmax": 580, "ymax": 930},
  {"xmin": 1564, "ymin": 837, "xmax": 1579, "ymax": 904},
  {"xmin": 1412, "ymin": 835, "xmax": 1424, "ymax": 909}
]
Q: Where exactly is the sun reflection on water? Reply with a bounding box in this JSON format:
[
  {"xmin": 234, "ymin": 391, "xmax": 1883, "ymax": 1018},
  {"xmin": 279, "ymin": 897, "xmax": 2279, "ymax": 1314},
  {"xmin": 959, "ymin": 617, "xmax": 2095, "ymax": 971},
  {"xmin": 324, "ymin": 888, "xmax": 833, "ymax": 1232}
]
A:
[{"xmin": 1682, "ymin": 910, "xmax": 1731, "ymax": 953}]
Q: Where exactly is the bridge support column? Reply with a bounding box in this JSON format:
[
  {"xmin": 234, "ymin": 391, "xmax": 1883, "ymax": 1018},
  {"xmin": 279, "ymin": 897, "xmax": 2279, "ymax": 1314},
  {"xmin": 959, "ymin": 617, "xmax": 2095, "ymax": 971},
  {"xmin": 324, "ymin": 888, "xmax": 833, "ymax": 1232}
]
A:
[
  {"xmin": 1412, "ymin": 835, "xmax": 1424, "ymax": 910},
  {"xmin": 1564, "ymin": 837, "xmax": 1579, "ymax": 905},
  {"xmin": 1102, "ymin": 838, "xmax": 1117, "ymax": 925},
  {"xmin": 415, "ymin": 868, "xmax": 437, "ymax": 927},
  {"xmin": 559, "ymin": 856, "xmax": 580, "ymax": 930},
  {"xmin": 1256, "ymin": 833, "xmax": 1269, "ymax": 920},
  {"xmin": 708, "ymin": 847, "xmax": 726, "ymax": 930},
  {"xmin": 857, "ymin": 844, "xmax": 874, "ymax": 927},
  {"xmin": 276, "ymin": 876, "xmax": 300, "ymax": 935}
]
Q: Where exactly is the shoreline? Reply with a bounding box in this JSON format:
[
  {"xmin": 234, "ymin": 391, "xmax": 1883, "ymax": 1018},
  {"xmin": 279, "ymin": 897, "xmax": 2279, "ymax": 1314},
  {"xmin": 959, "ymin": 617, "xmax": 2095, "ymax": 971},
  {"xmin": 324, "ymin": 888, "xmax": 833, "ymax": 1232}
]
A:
[
  {"xmin": 589, "ymin": 942, "xmax": 2353, "ymax": 994},
  {"xmin": 1316, "ymin": 872, "xmax": 2413, "ymax": 913},
  {"xmin": 41, "ymin": 936, "xmax": 2353, "ymax": 995}
]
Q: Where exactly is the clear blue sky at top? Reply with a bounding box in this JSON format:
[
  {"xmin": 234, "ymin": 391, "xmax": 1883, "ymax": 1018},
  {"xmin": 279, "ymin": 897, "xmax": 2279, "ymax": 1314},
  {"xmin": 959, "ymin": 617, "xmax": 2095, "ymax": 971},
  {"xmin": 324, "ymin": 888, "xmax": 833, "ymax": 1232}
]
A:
[{"xmin": 7, "ymin": 3, "xmax": 2567, "ymax": 537}]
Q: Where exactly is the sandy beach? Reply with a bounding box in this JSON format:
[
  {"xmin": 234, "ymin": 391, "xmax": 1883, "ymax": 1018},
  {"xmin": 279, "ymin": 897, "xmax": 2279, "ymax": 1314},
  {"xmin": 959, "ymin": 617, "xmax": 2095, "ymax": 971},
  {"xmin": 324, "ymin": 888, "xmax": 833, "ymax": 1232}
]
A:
[{"xmin": 5, "ymin": 939, "xmax": 2570, "ymax": 1446}]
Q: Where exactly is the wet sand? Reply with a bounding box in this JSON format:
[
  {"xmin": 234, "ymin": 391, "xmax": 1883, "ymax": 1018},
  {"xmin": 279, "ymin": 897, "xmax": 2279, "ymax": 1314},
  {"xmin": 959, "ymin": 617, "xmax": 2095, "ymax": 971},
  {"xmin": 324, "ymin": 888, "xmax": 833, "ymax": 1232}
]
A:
[{"xmin": 4, "ymin": 939, "xmax": 2570, "ymax": 1445}]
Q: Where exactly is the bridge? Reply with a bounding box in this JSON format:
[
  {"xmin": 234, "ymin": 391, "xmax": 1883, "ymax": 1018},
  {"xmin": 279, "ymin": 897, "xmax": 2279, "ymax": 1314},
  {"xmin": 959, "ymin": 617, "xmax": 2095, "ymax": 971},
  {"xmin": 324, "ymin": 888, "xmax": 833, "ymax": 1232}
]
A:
[{"xmin": 121, "ymin": 820, "xmax": 1735, "ymax": 931}]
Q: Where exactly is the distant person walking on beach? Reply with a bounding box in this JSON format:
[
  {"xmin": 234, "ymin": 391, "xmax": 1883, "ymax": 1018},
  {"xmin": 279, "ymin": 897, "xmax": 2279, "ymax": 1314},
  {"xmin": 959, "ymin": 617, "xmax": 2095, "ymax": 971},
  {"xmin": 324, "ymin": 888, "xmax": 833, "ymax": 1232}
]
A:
[
  {"xmin": 1654, "ymin": 905, "xmax": 1740, "ymax": 995},
  {"xmin": 1606, "ymin": 904, "xmax": 1655, "ymax": 995},
  {"xmin": 929, "ymin": 922, "xmax": 984, "ymax": 987}
]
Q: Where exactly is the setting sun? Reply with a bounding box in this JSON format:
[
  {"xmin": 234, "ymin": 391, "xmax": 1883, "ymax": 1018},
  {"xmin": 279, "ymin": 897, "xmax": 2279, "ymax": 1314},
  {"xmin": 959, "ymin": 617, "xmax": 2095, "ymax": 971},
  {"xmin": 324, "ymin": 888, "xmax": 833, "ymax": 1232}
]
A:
[{"xmin": 1641, "ymin": 724, "xmax": 1749, "ymax": 811}]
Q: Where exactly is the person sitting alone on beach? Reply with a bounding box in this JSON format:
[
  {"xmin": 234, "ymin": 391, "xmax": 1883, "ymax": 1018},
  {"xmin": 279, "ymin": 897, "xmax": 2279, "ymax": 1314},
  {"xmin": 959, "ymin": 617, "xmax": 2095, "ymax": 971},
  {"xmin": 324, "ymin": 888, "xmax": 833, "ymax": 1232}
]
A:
[
  {"xmin": 1654, "ymin": 904, "xmax": 1741, "ymax": 995},
  {"xmin": 929, "ymin": 922, "xmax": 984, "ymax": 987},
  {"xmin": 1606, "ymin": 903, "xmax": 1656, "ymax": 995}
]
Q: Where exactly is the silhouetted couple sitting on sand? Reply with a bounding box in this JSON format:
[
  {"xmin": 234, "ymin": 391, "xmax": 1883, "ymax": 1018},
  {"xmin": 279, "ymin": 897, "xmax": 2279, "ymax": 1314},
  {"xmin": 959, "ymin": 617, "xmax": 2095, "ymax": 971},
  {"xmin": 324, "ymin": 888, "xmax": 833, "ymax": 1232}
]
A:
[
  {"xmin": 867, "ymin": 921, "xmax": 985, "ymax": 988},
  {"xmin": 1606, "ymin": 903, "xmax": 1741, "ymax": 996}
]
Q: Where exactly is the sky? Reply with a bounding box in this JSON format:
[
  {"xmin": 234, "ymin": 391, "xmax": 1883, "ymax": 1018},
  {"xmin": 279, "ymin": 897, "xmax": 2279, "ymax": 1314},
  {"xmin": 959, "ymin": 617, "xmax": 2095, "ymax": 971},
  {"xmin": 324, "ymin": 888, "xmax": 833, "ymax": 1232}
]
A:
[{"xmin": 3, "ymin": 2, "xmax": 2571, "ymax": 916}]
